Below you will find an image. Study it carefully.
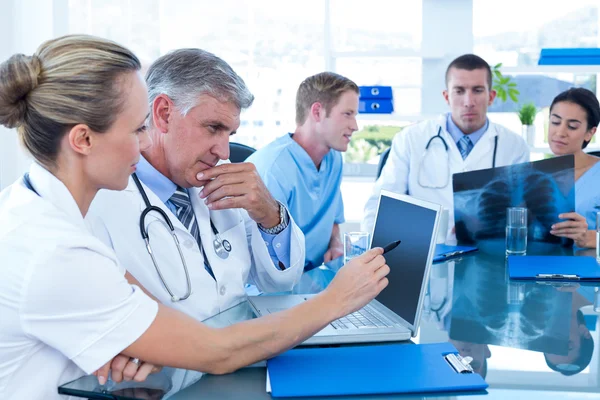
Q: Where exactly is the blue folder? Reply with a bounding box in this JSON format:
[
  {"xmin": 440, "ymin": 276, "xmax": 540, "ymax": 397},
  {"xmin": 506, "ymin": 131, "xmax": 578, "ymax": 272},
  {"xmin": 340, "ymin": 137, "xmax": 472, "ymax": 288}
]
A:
[
  {"xmin": 508, "ymin": 256, "xmax": 600, "ymax": 281},
  {"xmin": 267, "ymin": 342, "xmax": 488, "ymax": 397},
  {"xmin": 433, "ymin": 244, "xmax": 478, "ymax": 262},
  {"xmin": 359, "ymin": 85, "xmax": 393, "ymax": 99},
  {"xmin": 359, "ymin": 99, "xmax": 394, "ymax": 114},
  {"xmin": 538, "ymin": 48, "xmax": 600, "ymax": 65}
]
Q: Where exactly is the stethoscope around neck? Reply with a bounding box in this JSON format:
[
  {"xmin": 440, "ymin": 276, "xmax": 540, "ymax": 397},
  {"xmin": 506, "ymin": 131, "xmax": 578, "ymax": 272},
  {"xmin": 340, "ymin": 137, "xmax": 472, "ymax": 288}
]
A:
[
  {"xmin": 131, "ymin": 173, "xmax": 231, "ymax": 302},
  {"xmin": 424, "ymin": 126, "xmax": 498, "ymax": 165},
  {"xmin": 417, "ymin": 126, "xmax": 498, "ymax": 189}
]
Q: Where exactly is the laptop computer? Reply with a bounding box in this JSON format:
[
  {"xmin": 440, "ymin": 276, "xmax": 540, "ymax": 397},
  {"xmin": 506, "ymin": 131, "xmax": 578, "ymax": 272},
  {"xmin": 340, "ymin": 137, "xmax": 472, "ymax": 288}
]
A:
[{"xmin": 248, "ymin": 190, "xmax": 442, "ymax": 345}]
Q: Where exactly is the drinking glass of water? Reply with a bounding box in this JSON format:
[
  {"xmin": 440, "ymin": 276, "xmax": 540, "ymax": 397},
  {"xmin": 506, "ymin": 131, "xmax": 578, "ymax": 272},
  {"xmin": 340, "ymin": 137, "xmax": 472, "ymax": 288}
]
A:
[
  {"xmin": 596, "ymin": 211, "xmax": 600, "ymax": 263},
  {"xmin": 344, "ymin": 232, "xmax": 370, "ymax": 264},
  {"xmin": 506, "ymin": 207, "xmax": 527, "ymax": 255}
]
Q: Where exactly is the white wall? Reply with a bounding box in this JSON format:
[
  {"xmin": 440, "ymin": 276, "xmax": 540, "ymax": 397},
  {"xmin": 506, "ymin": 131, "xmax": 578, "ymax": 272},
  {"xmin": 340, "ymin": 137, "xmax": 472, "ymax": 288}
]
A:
[
  {"xmin": 421, "ymin": 0, "xmax": 473, "ymax": 115},
  {"xmin": 0, "ymin": 0, "xmax": 68, "ymax": 189}
]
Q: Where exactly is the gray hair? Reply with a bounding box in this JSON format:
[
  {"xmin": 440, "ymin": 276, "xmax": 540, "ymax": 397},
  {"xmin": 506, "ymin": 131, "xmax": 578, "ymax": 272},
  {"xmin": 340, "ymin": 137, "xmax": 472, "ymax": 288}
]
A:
[{"xmin": 146, "ymin": 48, "xmax": 254, "ymax": 121}]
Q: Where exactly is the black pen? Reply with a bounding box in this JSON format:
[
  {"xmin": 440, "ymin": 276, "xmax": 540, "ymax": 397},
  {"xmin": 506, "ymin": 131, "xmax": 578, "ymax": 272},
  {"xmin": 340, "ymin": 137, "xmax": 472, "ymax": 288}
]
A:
[{"xmin": 382, "ymin": 240, "xmax": 402, "ymax": 254}]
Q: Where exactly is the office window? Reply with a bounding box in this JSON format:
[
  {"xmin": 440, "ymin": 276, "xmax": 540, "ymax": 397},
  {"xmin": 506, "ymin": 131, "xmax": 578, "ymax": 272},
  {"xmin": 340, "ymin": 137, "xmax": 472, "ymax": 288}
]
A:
[
  {"xmin": 68, "ymin": 0, "xmax": 325, "ymax": 149},
  {"xmin": 473, "ymin": 0, "xmax": 599, "ymax": 67},
  {"xmin": 335, "ymin": 57, "xmax": 421, "ymax": 86},
  {"xmin": 68, "ymin": 0, "xmax": 161, "ymax": 64},
  {"xmin": 330, "ymin": 0, "xmax": 422, "ymax": 53}
]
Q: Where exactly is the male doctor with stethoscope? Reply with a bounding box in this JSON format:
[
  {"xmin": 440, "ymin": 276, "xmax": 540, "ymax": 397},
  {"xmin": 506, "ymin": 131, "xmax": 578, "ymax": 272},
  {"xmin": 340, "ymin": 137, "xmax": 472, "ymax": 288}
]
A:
[
  {"xmin": 362, "ymin": 54, "xmax": 530, "ymax": 238},
  {"xmin": 89, "ymin": 49, "xmax": 305, "ymax": 322}
]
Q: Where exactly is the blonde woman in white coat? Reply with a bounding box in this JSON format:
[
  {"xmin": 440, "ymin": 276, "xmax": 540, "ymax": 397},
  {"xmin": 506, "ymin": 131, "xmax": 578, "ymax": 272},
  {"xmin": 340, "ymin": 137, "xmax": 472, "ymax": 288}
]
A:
[{"xmin": 0, "ymin": 35, "xmax": 389, "ymax": 400}]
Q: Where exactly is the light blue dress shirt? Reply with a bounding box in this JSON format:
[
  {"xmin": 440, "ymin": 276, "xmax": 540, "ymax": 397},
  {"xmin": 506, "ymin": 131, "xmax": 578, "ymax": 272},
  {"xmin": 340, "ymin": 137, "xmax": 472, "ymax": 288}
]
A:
[
  {"xmin": 446, "ymin": 113, "xmax": 489, "ymax": 147},
  {"xmin": 247, "ymin": 133, "xmax": 345, "ymax": 269},
  {"xmin": 135, "ymin": 156, "xmax": 291, "ymax": 268},
  {"xmin": 575, "ymin": 161, "xmax": 600, "ymax": 230}
]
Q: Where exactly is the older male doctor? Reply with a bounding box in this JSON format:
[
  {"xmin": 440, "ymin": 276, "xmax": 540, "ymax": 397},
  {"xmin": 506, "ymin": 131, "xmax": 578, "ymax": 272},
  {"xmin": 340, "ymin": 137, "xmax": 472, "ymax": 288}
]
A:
[
  {"xmin": 362, "ymin": 54, "xmax": 530, "ymax": 237},
  {"xmin": 89, "ymin": 48, "xmax": 304, "ymax": 321}
]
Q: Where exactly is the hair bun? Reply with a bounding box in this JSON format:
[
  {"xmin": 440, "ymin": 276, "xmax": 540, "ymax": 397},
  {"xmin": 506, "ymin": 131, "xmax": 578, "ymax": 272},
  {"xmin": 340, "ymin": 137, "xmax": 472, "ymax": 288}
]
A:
[{"xmin": 0, "ymin": 54, "xmax": 41, "ymax": 128}]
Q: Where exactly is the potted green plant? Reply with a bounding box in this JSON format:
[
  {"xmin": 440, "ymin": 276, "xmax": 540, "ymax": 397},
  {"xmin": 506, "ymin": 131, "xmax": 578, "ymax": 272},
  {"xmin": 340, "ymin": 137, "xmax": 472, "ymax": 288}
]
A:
[
  {"xmin": 492, "ymin": 63, "xmax": 519, "ymax": 103},
  {"xmin": 517, "ymin": 102, "xmax": 538, "ymax": 146}
]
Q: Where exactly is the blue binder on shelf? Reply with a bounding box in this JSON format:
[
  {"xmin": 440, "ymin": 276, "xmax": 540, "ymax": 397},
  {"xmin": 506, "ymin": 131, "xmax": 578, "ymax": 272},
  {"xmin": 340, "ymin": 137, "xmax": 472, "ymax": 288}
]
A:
[
  {"xmin": 538, "ymin": 48, "xmax": 600, "ymax": 65},
  {"xmin": 359, "ymin": 85, "xmax": 393, "ymax": 99},
  {"xmin": 359, "ymin": 99, "xmax": 394, "ymax": 114},
  {"xmin": 508, "ymin": 256, "xmax": 600, "ymax": 281},
  {"xmin": 434, "ymin": 244, "xmax": 478, "ymax": 263},
  {"xmin": 266, "ymin": 342, "xmax": 488, "ymax": 397}
]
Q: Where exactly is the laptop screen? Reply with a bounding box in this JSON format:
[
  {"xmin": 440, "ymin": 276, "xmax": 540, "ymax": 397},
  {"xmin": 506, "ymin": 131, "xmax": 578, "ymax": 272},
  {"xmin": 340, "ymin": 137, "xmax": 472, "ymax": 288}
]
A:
[{"xmin": 370, "ymin": 193, "xmax": 438, "ymax": 328}]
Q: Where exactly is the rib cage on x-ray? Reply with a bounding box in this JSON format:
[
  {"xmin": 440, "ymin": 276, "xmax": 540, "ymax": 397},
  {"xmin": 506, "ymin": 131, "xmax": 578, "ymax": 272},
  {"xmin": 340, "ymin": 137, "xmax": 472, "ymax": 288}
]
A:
[
  {"xmin": 476, "ymin": 169, "xmax": 567, "ymax": 241},
  {"xmin": 450, "ymin": 257, "xmax": 571, "ymax": 354},
  {"xmin": 453, "ymin": 156, "xmax": 575, "ymax": 245}
]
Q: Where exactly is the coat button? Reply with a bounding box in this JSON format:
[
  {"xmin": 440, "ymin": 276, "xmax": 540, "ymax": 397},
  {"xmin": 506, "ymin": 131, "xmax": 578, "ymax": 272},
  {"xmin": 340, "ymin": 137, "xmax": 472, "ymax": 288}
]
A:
[
  {"xmin": 275, "ymin": 243, "xmax": 281, "ymax": 249},
  {"xmin": 220, "ymin": 286, "xmax": 227, "ymax": 296}
]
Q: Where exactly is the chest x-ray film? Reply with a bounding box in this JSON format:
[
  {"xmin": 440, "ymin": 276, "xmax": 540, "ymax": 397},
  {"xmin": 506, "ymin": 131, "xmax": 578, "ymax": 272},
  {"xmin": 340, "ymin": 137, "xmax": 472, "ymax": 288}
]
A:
[
  {"xmin": 453, "ymin": 155, "xmax": 575, "ymax": 245},
  {"xmin": 449, "ymin": 253, "xmax": 571, "ymax": 355}
]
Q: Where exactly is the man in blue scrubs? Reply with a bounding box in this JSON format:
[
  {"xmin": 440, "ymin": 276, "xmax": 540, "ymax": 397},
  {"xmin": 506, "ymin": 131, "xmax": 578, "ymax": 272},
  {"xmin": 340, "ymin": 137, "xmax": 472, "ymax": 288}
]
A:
[{"xmin": 248, "ymin": 72, "xmax": 359, "ymax": 269}]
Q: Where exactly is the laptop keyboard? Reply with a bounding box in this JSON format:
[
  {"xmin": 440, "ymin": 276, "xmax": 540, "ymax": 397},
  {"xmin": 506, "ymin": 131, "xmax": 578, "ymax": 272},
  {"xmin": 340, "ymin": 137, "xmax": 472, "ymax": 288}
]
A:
[{"xmin": 330, "ymin": 303, "xmax": 396, "ymax": 330}]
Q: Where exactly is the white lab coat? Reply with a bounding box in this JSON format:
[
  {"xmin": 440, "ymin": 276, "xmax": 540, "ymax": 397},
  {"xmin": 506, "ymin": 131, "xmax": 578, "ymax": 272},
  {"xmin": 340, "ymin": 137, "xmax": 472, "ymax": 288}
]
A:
[
  {"xmin": 362, "ymin": 115, "xmax": 530, "ymax": 236},
  {"xmin": 0, "ymin": 163, "xmax": 157, "ymax": 400},
  {"xmin": 88, "ymin": 176, "xmax": 305, "ymax": 322}
]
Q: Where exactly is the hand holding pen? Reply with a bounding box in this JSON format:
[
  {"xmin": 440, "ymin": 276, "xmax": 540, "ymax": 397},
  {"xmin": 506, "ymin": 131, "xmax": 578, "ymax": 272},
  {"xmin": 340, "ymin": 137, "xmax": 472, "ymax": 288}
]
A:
[{"xmin": 382, "ymin": 240, "xmax": 401, "ymax": 254}]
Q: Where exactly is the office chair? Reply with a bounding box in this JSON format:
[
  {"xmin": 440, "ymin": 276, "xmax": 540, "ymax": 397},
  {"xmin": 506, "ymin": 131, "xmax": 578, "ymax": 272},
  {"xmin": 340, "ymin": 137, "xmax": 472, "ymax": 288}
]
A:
[
  {"xmin": 229, "ymin": 142, "xmax": 256, "ymax": 163},
  {"xmin": 376, "ymin": 148, "xmax": 391, "ymax": 179}
]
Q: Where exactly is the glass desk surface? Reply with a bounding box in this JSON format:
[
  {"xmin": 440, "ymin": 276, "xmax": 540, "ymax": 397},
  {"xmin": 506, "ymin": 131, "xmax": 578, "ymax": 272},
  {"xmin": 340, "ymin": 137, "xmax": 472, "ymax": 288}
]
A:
[{"xmin": 125, "ymin": 241, "xmax": 600, "ymax": 399}]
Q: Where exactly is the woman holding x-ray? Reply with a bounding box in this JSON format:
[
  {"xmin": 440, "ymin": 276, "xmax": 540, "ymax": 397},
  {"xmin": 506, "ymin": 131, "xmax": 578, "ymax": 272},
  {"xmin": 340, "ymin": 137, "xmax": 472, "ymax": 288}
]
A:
[{"xmin": 362, "ymin": 54, "xmax": 530, "ymax": 237}]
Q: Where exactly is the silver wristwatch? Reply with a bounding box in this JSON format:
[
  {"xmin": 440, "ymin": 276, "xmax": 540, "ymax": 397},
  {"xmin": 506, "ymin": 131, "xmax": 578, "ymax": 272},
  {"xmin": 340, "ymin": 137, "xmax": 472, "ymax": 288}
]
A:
[{"xmin": 258, "ymin": 201, "xmax": 289, "ymax": 235}]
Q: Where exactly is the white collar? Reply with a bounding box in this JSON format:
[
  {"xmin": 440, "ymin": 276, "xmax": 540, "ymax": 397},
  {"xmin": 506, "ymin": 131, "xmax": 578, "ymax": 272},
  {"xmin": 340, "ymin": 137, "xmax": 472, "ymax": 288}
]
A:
[
  {"xmin": 27, "ymin": 162, "xmax": 88, "ymax": 231},
  {"xmin": 434, "ymin": 114, "xmax": 498, "ymax": 139}
]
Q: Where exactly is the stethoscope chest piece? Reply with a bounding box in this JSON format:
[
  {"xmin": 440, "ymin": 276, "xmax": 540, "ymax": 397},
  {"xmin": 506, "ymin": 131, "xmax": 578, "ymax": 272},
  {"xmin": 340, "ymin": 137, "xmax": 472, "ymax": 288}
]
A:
[{"xmin": 213, "ymin": 235, "xmax": 231, "ymax": 259}]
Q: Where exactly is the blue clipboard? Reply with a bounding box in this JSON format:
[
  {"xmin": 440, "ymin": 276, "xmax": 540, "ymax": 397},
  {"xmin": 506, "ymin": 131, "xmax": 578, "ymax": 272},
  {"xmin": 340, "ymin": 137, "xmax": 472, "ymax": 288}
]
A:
[
  {"xmin": 433, "ymin": 244, "xmax": 478, "ymax": 263},
  {"xmin": 508, "ymin": 256, "xmax": 600, "ymax": 281},
  {"xmin": 267, "ymin": 342, "xmax": 488, "ymax": 397}
]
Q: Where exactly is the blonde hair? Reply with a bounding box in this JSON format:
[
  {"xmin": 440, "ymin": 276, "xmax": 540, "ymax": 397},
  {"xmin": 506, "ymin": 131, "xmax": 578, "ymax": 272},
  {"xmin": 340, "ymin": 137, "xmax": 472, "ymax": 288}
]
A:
[
  {"xmin": 295, "ymin": 72, "xmax": 359, "ymax": 125},
  {"xmin": 0, "ymin": 34, "xmax": 141, "ymax": 167}
]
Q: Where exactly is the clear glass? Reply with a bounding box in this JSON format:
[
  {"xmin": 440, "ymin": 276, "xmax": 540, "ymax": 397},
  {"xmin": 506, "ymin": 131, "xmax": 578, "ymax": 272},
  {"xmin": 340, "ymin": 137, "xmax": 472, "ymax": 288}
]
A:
[
  {"xmin": 506, "ymin": 207, "xmax": 528, "ymax": 255},
  {"xmin": 344, "ymin": 232, "xmax": 371, "ymax": 264},
  {"xmin": 596, "ymin": 211, "xmax": 600, "ymax": 263}
]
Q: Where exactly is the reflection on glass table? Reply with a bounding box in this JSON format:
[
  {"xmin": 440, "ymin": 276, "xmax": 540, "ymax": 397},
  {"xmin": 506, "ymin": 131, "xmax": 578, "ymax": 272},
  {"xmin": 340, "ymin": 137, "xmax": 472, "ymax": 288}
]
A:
[
  {"xmin": 103, "ymin": 243, "xmax": 600, "ymax": 399},
  {"xmin": 58, "ymin": 370, "xmax": 174, "ymax": 400},
  {"xmin": 421, "ymin": 240, "xmax": 600, "ymax": 395}
]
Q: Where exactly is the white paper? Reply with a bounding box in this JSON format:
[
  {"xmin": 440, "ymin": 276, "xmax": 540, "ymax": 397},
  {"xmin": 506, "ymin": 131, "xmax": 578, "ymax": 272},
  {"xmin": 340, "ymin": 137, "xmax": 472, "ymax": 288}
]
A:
[{"xmin": 266, "ymin": 368, "xmax": 271, "ymax": 393}]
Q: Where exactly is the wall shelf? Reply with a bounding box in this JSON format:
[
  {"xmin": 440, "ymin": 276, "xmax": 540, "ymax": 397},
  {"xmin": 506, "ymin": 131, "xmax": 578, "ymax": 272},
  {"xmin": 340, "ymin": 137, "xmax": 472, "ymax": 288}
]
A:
[
  {"xmin": 357, "ymin": 113, "xmax": 438, "ymax": 122},
  {"xmin": 501, "ymin": 66, "xmax": 600, "ymax": 74}
]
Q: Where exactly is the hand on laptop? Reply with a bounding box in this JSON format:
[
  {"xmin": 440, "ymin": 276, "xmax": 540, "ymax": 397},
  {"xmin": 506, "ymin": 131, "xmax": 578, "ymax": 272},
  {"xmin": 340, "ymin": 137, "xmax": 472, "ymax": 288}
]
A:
[{"xmin": 324, "ymin": 248, "xmax": 389, "ymax": 318}]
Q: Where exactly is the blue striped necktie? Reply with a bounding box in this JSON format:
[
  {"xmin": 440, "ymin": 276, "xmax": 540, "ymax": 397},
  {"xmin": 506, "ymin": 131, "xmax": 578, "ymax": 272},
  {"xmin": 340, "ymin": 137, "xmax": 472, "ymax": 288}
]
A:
[
  {"xmin": 457, "ymin": 135, "xmax": 474, "ymax": 160},
  {"xmin": 170, "ymin": 187, "xmax": 215, "ymax": 279}
]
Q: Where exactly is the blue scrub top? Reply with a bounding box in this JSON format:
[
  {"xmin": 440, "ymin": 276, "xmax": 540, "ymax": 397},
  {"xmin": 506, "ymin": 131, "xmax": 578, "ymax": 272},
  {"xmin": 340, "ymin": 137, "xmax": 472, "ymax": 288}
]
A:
[
  {"xmin": 575, "ymin": 160, "xmax": 600, "ymax": 230},
  {"xmin": 248, "ymin": 134, "xmax": 345, "ymax": 268}
]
